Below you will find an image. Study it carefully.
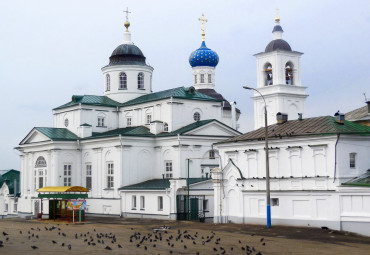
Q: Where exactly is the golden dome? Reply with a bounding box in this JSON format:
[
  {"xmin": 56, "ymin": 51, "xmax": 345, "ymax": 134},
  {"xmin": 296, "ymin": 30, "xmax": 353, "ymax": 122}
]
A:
[{"xmin": 124, "ymin": 21, "xmax": 130, "ymax": 31}]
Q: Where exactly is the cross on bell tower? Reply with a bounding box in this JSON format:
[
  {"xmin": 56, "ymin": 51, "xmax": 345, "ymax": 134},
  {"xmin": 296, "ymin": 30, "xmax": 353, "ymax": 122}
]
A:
[
  {"xmin": 123, "ymin": 7, "xmax": 131, "ymax": 32},
  {"xmin": 198, "ymin": 13, "xmax": 208, "ymax": 41}
]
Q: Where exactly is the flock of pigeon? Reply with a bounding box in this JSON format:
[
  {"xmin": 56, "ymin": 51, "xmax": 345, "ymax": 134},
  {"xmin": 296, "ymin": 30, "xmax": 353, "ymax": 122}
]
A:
[{"xmin": 0, "ymin": 224, "xmax": 266, "ymax": 254}]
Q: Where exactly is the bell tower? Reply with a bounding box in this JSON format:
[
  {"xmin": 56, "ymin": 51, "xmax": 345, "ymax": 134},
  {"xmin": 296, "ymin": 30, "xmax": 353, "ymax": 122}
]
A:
[{"xmin": 253, "ymin": 11, "xmax": 308, "ymax": 129}]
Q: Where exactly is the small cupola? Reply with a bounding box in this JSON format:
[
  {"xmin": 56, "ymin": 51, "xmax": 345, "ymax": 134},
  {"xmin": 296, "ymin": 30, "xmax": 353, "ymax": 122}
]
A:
[
  {"xmin": 276, "ymin": 112, "xmax": 288, "ymax": 124},
  {"xmin": 334, "ymin": 111, "xmax": 345, "ymax": 124}
]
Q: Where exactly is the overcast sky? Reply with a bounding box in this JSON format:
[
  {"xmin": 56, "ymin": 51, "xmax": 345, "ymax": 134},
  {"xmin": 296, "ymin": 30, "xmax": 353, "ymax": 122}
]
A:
[{"xmin": 1, "ymin": 0, "xmax": 370, "ymax": 169}]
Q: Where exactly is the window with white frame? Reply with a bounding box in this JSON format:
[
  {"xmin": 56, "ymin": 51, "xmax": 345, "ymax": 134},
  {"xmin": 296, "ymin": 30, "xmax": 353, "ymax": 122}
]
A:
[
  {"xmin": 126, "ymin": 116, "xmax": 132, "ymax": 127},
  {"xmin": 138, "ymin": 72, "xmax": 144, "ymax": 89},
  {"xmin": 35, "ymin": 156, "xmax": 47, "ymax": 190},
  {"xmin": 158, "ymin": 196, "xmax": 163, "ymax": 211},
  {"xmin": 194, "ymin": 74, "xmax": 197, "ymax": 84},
  {"xmin": 163, "ymin": 123, "xmax": 169, "ymax": 132},
  {"xmin": 107, "ymin": 163, "xmax": 114, "ymax": 188},
  {"xmin": 64, "ymin": 164, "xmax": 72, "ymax": 186},
  {"xmin": 97, "ymin": 116, "xmax": 105, "ymax": 127},
  {"xmin": 209, "ymin": 150, "xmax": 215, "ymax": 159},
  {"xmin": 132, "ymin": 195, "xmax": 137, "ymax": 209},
  {"xmin": 146, "ymin": 114, "xmax": 152, "ymax": 124},
  {"xmin": 119, "ymin": 72, "xmax": 127, "ymax": 89},
  {"xmin": 140, "ymin": 196, "xmax": 145, "ymax": 210},
  {"xmin": 350, "ymin": 153, "xmax": 356, "ymax": 168},
  {"xmin": 86, "ymin": 164, "xmax": 92, "ymax": 190},
  {"xmin": 13, "ymin": 203, "xmax": 17, "ymax": 212},
  {"xmin": 5, "ymin": 204, "xmax": 8, "ymax": 212},
  {"xmin": 38, "ymin": 169, "xmax": 47, "ymax": 189},
  {"xmin": 106, "ymin": 74, "xmax": 110, "ymax": 91},
  {"xmin": 200, "ymin": 74, "xmax": 205, "ymax": 83},
  {"xmin": 193, "ymin": 112, "xmax": 201, "ymax": 121},
  {"xmin": 208, "ymin": 74, "xmax": 212, "ymax": 83},
  {"xmin": 64, "ymin": 118, "xmax": 69, "ymax": 127},
  {"xmin": 165, "ymin": 161, "xmax": 173, "ymax": 178}
]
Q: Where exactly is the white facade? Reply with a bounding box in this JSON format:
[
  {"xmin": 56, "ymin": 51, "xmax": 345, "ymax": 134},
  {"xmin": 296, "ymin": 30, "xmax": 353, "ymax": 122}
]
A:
[
  {"xmin": 16, "ymin": 20, "xmax": 241, "ymax": 219},
  {"xmin": 253, "ymin": 19, "xmax": 308, "ymax": 129}
]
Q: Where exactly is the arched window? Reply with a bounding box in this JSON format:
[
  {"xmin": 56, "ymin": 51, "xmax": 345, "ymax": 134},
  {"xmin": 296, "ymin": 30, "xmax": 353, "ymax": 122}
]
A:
[
  {"xmin": 35, "ymin": 156, "xmax": 47, "ymax": 167},
  {"xmin": 138, "ymin": 72, "xmax": 144, "ymax": 89},
  {"xmin": 200, "ymin": 74, "xmax": 205, "ymax": 83},
  {"xmin": 106, "ymin": 74, "xmax": 110, "ymax": 91},
  {"xmin": 119, "ymin": 72, "xmax": 127, "ymax": 89},
  {"xmin": 163, "ymin": 123, "xmax": 169, "ymax": 132},
  {"xmin": 35, "ymin": 156, "xmax": 47, "ymax": 189},
  {"xmin": 193, "ymin": 112, "xmax": 201, "ymax": 121},
  {"xmin": 285, "ymin": 63, "xmax": 294, "ymax": 85},
  {"xmin": 264, "ymin": 63, "xmax": 273, "ymax": 86}
]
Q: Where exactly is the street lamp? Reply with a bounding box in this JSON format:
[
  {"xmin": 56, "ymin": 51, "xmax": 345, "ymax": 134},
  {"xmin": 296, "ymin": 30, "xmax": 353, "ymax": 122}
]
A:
[{"xmin": 243, "ymin": 85, "xmax": 271, "ymax": 228}]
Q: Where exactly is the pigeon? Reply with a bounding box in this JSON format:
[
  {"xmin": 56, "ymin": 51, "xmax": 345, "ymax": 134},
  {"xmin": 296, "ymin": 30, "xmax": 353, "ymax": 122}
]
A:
[
  {"xmin": 68, "ymin": 244, "xmax": 72, "ymax": 250},
  {"xmin": 105, "ymin": 246, "xmax": 112, "ymax": 250},
  {"xmin": 2, "ymin": 232, "xmax": 8, "ymax": 236},
  {"xmin": 260, "ymin": 238, "xmax": 264, "ymax": 242},
  {"xmin": 31, "ymin": 246, "xmax": 38, "ymax": 249},
  {"xmin": 118, "ymin": 244, "xmax": 122, "ymax": 248},
  {"xmin": 52, "ymin": 240, "xmax": 57, "ymax": 244}
]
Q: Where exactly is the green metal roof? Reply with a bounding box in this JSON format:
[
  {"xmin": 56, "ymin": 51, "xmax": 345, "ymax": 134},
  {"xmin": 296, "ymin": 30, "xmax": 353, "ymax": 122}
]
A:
[
  {"xmin": 118, "ymin": 178, "xmax": 211, "ymax": 190},
  {"xmin": 342, "ymin": 170, "xmax": 370, "ymax": 187},
  {"xmin": 121, "ymin": 86, "xmax": 221, "ymax": 107},
  {"xmin": 219, "ymin": 116, "xmax": 370, "ymax": 144},
  {"xmin": 35, "ymin": 127, "xmax": 79, "ymax": 141},
  {"xmin": 53, "ymin": 95, "xmax": 121, "ymax": 110},
  {"xmin": 88, "ymin": 126, "xmax": 153, "ymax": 139},
  {"xmin": 54, "ymin": 87, "xmax": 220, "ymax": 111},
  {"xmin": 83, "ymin": 119, "xmax": 237, "ymax": 140},
  {"xmin": 0, "ymin": 169, "xmax": 20, "ymax": 196}
]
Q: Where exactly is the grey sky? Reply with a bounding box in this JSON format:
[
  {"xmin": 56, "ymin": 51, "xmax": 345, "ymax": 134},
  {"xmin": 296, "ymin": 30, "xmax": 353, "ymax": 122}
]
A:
[{"xmin": 1, "ymin": 0, "xmax": 370, "ymax": 169}]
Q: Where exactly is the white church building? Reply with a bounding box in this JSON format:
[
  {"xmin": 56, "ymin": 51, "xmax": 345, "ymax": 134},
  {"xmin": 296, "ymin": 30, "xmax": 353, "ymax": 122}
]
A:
[
  {"xmin": 15, "ymin": 14, "xmax": 241, "ymax": 219},
  {"xmin": 212, "ymin": 16, "xmax": 370, "ymax": 236}
]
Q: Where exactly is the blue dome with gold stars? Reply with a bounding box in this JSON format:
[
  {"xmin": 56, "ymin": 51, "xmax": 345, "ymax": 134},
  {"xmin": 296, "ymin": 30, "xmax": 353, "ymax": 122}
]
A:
[{"xmin": 189, "ymin": 41, "xmax": 219, "ymax": 67}]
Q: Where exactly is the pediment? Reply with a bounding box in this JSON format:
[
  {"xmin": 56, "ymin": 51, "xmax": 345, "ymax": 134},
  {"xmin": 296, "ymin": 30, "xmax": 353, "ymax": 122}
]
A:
[
  {"xmin": 185, "ymin": 121, "xmax": 240, "ymax": 137},
  {"xmin": 20, "ymin": 129, "xmax": 51, "ymax": 145}
]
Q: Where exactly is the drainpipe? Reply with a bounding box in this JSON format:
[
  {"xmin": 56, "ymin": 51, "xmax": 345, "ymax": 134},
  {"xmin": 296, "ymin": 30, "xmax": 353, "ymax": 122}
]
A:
[
  {"xmin": 77, "ymin": 140, "xmax": 82, "ymax": 186},
  {"xmin": 333, "ymin": 134, "xmax": 340, "ymax": 183},
  {"xmin": 116, "ymin": 106, "xmax": 120, "ymax": 128},
  {"xmin": 165, "ymin": 188, "xmax": 171, "ymax": 219},
  {"xmin": 119, "ymin": 135, "xmax": 123, "ymax": 217}
]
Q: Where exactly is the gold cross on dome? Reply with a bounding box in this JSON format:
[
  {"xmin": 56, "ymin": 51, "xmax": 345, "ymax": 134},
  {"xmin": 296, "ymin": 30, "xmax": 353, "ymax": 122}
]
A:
[
  {"xmin": 198, "ymin": 13, "xmax": 208, "ymax": 41},
  {"xmin": 275, "ymin": 8, "xmax": 280, "ymax": 23},
  {"xmin": 124, "ymin": 7, "xmax": 131, "ymax": 22}
]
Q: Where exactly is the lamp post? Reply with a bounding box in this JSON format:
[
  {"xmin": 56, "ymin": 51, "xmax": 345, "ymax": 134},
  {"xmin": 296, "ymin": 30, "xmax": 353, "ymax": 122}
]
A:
[{"xmin": 243, "ymin": 86, "xmax": 271, "ymax": 228}]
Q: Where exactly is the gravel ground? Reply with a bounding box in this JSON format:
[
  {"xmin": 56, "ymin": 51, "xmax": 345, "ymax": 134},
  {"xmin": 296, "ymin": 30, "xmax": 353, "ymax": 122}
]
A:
[{"xmin": 0, "ymin": 216, "xmax": 369, "ymax": 255}]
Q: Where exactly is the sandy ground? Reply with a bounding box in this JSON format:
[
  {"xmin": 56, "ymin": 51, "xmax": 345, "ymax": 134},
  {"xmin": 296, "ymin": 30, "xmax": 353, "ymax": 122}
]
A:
[{"xmin": 0, "ymin": 216, "xmax": 369, "ymax": 255}]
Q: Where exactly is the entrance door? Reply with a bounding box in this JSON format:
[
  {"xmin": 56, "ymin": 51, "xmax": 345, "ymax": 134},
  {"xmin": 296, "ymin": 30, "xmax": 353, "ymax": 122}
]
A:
[
  {"xmin": 190, "ymin": 198, "xmax": 199, "ymax": 220},
  {"xmin": 34, "ymin": 200, "xmax": 39, "ymax": 216}
]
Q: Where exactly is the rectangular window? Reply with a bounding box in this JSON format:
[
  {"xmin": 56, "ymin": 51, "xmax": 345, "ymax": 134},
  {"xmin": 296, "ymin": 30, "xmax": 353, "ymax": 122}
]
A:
[
  {"xmin": 64, "ymin": 164, "xmax": 72, "ymax": 186},
  {"xmin": 194, "ymin": 74, "xmax": 197, "ymax": 84},
  {"xmin": 140, "ymin": 196, "xmax": 145, "ymax": 210},
  {"xmin": 5, "ymin": 204, "xmax": 8, "ymax": 212},
  {"xmin": 208, "ymin": 74, "xmax": 212, "ymax": 83},
  {"xmin": 158, "ymin": 196, "xmax": 163, "ymax": 211},
  {"xmin": 272, "ymin": 198, "xmax": 279, "ymax": 206},
  {"xmin": 165, "ymin": 161, "xmax": 173, "ymax": 178},
  {"xmin": 107, "ymin": 163, "xmax": 114, "ymax": 188},
  {"xmin": 39, "ymin": 169, "xmax": 44, "ymax": 189},
  {"xmin": 200, "ymin": 74, "xmax": 205, "ymax": 83},
  {"xmin": 14, "ymin": 204, "xmax": 17, "ymax": 212},
  {"xmin": 86, "ymin": 164, "xmax": 92, "ymax": 190},
  {"xmin": 350, "ymin": 153, "xmax": 356, "ymax": 168},
  {"xmin": 209, "ymin": 150, "xmax": 215, "ymax": 159},
  {"xmin": 203, "ymin": 199, "xmax": 208, "ymax": 211},
  {"xmin": 132, "ymin": 195, "xmax": 137, "ymax": 210},
  {"xmin": 98, "ymin": 117, "xmax": 105, "ymax": 127},
  {"xmin": 146, "ymin": 114, "xmax": 152, "ymax": 124},
  {"xmin": 127, "ymin": 117, "xmax": 132, "ymax": 127}
]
